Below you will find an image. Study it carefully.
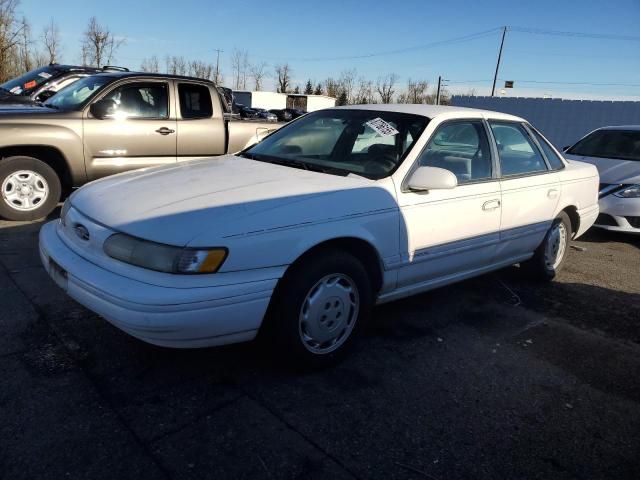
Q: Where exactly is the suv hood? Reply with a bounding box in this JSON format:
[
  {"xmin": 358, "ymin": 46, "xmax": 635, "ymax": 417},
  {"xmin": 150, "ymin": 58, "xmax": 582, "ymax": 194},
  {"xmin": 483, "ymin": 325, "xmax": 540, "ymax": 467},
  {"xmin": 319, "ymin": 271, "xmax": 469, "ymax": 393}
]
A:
[
  {"xmin": 565, "ymin": 154, "xmax": 640, "ymax": 184},
  {"xmin": 71, "ymin": 155, "xmax": 397, "ymax": 246}
]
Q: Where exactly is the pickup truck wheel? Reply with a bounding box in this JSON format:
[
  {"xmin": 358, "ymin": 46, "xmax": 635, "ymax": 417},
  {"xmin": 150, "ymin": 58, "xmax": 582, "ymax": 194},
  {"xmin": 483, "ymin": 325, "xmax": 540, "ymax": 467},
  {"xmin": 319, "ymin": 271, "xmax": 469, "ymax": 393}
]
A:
[
  {"xmin": 521, "ymin": 211, "xmax": 572, "ymax": 281},
  {"xmin": 272, "ymin": 250, "xmax": 372, "ymax": 369},
  {"xmin": 0, "ymin": 156, "xmax": 61, "ymax": 221}
]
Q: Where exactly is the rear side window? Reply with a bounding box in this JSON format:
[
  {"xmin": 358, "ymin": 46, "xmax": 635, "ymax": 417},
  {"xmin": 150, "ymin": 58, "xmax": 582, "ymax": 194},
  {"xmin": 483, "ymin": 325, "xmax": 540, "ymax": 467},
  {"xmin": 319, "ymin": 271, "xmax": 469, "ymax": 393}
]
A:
[
  {"xmin": 530, "ymin": 128, "xmax": 565, "ymax": 170},
  {"xmin": 567, "ymin": 129, "xmax": 640, "ymax": 161},
  {"xmin": 489, "ymin": 122, "xmax": 548, "ymax": 176},
  {"xmin": 179, "ymin": 83, "xmax": 213, "ymax": 119}
]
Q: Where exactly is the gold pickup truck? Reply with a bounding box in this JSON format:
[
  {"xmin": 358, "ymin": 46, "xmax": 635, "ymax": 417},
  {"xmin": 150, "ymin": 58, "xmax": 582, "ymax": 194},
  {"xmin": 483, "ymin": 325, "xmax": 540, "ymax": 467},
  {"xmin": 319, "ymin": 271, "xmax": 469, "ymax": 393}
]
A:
[{"xmin": 0, "ymin": 72, "xmax": 282, "ymax": 220}]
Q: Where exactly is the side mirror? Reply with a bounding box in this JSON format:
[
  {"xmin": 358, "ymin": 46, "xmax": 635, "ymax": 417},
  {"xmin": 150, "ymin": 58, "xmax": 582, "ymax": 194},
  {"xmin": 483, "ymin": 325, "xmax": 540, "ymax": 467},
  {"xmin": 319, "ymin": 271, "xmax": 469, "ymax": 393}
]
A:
[
  {"xmin": 35, "ymin": 90, "xmax": 56, "ymax": 102},
  {"xmin": 90, "ymin": 99, "xmax": 115, "ymax": 119},
  {"xmin": 407, "ymin": 166, "xmax": 458, "ymax": 192}
]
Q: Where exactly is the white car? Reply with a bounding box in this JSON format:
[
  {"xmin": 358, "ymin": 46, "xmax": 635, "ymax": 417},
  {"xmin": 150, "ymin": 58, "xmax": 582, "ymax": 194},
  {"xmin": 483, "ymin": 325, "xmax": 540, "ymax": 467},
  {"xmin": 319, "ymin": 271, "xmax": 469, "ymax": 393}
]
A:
[
  {"xmin": 563, "ymin": 126, "xmax": 640, "ymax": 234},
  {"xmin": 39, "ymin": 105, "xmax": 599, "ymax": 367}
]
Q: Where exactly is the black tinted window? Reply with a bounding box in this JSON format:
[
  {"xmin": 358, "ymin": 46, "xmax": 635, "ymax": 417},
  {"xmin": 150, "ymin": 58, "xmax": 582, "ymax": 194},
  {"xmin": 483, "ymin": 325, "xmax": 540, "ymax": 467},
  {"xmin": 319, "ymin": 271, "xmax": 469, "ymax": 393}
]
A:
[
  {"xmin": 531, "ymin": 129, "xmax": 565, "ymax": 170},
  {"xmin": 490, "ymin": 122, "xmax": 548, "ymax": 176},
  {"xmin": 179, "ymin": 83, "xmax": 213, "ymax": 119},
  {"xmin": 418, "ymin": 121, "xmax": 493, "ymax": 183},
  {"xmin": 568, "ymin": 129, "xmax": 640, "ymax": 161},
  {"xmin": 103, "ymin": 83, "xmax": 169, "ymax": 119}
]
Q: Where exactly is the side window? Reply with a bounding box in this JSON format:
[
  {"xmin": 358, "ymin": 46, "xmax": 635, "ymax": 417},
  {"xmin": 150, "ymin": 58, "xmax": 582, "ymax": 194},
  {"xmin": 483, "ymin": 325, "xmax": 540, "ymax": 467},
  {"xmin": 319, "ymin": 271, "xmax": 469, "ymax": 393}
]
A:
[
  {"xmin": 102, "ymin": 82, "xmax": 169, "ymax": 119},
  {"xmin": 489, "ymin": 122, "xmax": 547, "ymax": 176},
  {"xmin": 178, "ymin": 83, "xmax": 213, "ymax": 119},
  {"xmin": 530, "ymin": 128, "xmax": 565, "ymax": 170},
  {"xmin": 417, "ymin": 120, "xmax": 492, "ymax": 184}
]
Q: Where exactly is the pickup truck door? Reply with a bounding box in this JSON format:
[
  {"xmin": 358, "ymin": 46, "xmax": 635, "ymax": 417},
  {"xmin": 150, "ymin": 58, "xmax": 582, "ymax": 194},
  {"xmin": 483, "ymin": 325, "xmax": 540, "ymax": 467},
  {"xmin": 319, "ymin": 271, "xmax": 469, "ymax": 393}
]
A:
[
  {"xmin": 395, "ymin": 119, "xmax": 502, "ymax": 288},
  {"xmin": 83, "ymin": 79, "xmax": 177, "ymax": 180},
  {"xmin": 175, "ymin": 82, "xmax": 226, "ymax": 160}
]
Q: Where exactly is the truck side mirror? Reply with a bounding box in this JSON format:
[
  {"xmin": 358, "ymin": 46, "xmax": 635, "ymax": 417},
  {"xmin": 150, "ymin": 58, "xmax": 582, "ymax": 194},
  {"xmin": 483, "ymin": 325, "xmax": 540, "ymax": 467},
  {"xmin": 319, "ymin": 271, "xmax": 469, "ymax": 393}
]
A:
[{"xmin": 90, "ymin": 99, "xmax": 115, "ymax": 119}]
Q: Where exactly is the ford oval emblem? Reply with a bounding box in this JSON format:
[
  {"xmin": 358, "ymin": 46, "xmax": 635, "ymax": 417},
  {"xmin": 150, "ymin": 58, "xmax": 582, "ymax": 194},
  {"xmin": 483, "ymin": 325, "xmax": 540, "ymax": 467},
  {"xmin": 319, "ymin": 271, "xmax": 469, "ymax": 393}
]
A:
[{"xmin": 74, "ymin": 224, "xmax": 90, "ymax": 241}]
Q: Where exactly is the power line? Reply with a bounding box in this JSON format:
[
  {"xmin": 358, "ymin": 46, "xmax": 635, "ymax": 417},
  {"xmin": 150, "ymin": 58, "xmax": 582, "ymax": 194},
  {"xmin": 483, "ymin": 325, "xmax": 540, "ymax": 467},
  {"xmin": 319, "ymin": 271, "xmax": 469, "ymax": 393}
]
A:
[{"xmin": 508, "ymin": 26, "xmax": 640, "ymax": 42}]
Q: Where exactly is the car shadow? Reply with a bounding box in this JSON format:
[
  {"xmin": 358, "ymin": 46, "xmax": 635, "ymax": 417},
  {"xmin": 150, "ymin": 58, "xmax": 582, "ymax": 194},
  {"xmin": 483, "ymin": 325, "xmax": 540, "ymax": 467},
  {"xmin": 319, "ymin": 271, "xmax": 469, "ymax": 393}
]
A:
[{"xmin": 577, "ymin": 227, "xmax": 640, "ymax": 249}]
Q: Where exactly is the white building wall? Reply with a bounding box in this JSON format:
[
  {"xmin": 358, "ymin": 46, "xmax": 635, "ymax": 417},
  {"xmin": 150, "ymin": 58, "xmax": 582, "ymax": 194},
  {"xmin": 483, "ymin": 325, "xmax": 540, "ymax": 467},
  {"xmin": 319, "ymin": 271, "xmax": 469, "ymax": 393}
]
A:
[{"xmin": 306, "ymin": 95, "xmax": 336, "ymax": 112}]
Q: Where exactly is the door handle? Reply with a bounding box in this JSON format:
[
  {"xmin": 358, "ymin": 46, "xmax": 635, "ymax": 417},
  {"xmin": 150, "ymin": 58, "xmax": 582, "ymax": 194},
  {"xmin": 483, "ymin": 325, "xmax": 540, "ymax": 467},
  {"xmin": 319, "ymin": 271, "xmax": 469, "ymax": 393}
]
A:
[
  {"xmin": 547, "ymin": 188, "xmax": 559, "ymax": 199},
  {"xmin": 155, "ymin": 127, "xmax": 175, "ymax": 135},
  {"xmin": 482, "ymin": 199, "xmax": 501, "ymax": 211}
]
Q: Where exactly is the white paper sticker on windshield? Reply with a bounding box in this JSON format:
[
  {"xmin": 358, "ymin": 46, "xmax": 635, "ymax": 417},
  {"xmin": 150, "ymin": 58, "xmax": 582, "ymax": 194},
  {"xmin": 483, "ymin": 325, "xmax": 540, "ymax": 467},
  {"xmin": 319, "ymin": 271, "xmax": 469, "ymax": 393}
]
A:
[
  {"xmin": 38, "ymin": 72, "xmax": 52, "ymax": 79},
  {"xmin": 9, "ymin": 86, "xmax": 22, "ymax": 94},
  {"xmin": 365, "ymin": 117, "xmax": 399, "ymax": 137}
]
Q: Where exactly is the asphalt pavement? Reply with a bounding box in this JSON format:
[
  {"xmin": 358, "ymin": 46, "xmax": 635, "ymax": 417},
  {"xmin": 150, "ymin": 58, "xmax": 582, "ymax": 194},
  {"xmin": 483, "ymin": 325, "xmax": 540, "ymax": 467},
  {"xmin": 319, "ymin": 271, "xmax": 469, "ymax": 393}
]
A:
[{"xmin": 1, "ymin": 213, "xmax": 639, "ymax": 480}]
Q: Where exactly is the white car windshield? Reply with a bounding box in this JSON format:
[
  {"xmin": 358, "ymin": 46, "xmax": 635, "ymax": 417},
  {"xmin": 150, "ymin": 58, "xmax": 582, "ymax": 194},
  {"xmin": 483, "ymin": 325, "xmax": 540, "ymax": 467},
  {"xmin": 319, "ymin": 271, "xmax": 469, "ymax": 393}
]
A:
[
  {"xmin": 568, "ymin": 129, "xmax": 640, "ymax": 162},
  {"xmin": 243, "ymin": 109, "xmax": 429, "ymax": 179},
  {"xmin": 45, "ymin": 76, "xmax": 113, "ymax": 110}
]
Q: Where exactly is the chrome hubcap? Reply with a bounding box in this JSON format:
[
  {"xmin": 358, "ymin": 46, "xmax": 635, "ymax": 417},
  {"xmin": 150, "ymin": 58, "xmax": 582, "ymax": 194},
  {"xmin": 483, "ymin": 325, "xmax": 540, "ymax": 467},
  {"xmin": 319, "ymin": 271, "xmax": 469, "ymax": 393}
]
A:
[
  {"xmin": 544, "ymin": 222, "xmax": 567, "ymax": 270},
  {"xmin": 2, "ymin": 170, "xmax": 49, "ymax": 212},
  {"xmin": 298, "ymin": 273, "xmax": 359, "ymax": 354}
]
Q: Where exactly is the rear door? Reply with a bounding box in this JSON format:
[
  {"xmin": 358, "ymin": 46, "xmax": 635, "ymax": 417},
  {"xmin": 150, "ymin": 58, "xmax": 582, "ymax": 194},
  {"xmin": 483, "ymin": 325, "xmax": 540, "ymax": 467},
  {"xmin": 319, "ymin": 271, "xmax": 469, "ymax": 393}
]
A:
[
  {"xmin": 83, "ymin": 79, "xmax": 177, "ymax": 180},
  {"xmin": 488, "ymin": 120, "xmax": 561, "ymax": 259},
  {"xmin": 176, "ymin": 82, "xmax": 226, "ymax": 160}
]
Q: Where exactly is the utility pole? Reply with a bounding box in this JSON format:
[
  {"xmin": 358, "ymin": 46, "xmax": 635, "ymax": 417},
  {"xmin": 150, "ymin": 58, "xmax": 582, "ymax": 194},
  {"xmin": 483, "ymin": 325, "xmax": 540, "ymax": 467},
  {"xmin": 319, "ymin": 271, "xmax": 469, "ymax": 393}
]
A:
[
  {"xmin": 436, "ymin": 76, "xmax": 441, "ymax": 105},
  {"xmin": 491, "ymin": 26, "xmax": 507, "ymax": 97},
  {"xmin": 213, "ymin": 48, "xmax": 223, "ymax": 85}
]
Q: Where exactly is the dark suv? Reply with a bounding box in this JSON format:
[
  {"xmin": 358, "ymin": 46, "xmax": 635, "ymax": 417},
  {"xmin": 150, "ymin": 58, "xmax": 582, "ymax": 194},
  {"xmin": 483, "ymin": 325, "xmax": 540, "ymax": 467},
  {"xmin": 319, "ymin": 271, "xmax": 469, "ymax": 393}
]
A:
[{"xmin": 0, "ymin": 64, "xmax": 128, "ymax": 105}]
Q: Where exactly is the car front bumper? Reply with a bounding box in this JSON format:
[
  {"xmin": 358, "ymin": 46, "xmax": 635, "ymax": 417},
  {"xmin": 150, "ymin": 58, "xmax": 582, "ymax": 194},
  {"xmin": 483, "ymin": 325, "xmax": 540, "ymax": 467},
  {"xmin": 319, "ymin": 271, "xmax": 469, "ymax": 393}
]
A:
[
  {"xmin": 39, "ymin": 221, "xmax": 275, "ymax": 348},
  {"xmin": 594, "ymin": 195, "xmax": 640, "ymax": 234}
]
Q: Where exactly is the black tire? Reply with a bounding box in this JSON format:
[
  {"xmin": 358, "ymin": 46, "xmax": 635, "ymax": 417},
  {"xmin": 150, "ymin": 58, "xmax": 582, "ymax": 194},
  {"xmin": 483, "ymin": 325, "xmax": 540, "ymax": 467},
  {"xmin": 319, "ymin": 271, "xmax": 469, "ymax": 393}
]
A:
[
  {"xmin": 521, "ymin": 211, "xmax": 572, "ymax": 281},
  {"xmin": 271, "ymin": 249, "xmax": 373, "ymax": 369},
  {"xmin": 0, "ymin": 156, "xmax": 61, "ymax": 221}
]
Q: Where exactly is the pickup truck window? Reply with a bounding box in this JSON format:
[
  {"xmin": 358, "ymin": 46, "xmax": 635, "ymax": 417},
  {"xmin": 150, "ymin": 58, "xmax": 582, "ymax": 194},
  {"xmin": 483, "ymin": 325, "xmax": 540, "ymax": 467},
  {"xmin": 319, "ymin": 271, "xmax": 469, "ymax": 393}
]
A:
[
  {"xmin": 178, "ymin": 83, "xmax": 213, "ymax": 119},
  {"xmin": 103, "ymin": 83, "xmax": 169, "ymax": 119},
  {"xmin": 45, "ymin": 75, "xmax": 113, "ymax": 110}
]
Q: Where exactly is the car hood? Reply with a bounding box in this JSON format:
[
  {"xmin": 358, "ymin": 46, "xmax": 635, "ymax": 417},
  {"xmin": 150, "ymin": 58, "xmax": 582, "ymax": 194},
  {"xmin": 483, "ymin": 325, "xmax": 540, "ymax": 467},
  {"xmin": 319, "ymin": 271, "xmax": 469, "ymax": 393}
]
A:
[
  {"xmin": 71, "ymin": 155, "xmax": 397, "ymax": 246},
  {"xmin": 0, "ymin": 104, "xmax": 62, "ymax": 116},
  {"xmin": 565, "ymin": 154, "xmax": 640, "ymax": 184}
]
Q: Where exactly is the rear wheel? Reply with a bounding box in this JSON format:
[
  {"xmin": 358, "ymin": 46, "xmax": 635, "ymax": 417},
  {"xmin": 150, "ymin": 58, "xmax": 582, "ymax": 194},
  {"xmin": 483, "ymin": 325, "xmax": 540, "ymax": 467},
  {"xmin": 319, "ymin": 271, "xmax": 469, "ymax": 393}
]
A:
[
  {"xmin": 272, "ymin": 250, "xmax": 372, "ymax": 369},
  {"xmin": 521, "ymin": 211, "xmax": 572, "ymax": 281},
  {"xmin": 0, "ymin": 156, "xmax": 61, "ymax": 221}
]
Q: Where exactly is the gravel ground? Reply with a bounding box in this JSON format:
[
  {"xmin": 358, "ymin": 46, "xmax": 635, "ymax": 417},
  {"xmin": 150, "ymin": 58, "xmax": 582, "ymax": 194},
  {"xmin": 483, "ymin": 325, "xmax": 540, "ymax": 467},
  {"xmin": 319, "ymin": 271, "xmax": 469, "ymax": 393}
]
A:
[{"xmin": 0, "ymin": 213, "xmax": 638, "ymax": 480}]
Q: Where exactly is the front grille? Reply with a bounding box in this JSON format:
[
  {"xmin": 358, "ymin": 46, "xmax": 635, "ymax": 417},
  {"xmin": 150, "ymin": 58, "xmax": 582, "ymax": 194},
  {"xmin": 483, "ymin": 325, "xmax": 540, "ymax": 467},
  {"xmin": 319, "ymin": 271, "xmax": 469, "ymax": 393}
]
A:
[
  {"xmin": 595, "ymin": 213, "xmax": 618, "ymax": 226},
  {"xmin": 626, "ymin": 216, "xmax": 640, "ymax": 228}
]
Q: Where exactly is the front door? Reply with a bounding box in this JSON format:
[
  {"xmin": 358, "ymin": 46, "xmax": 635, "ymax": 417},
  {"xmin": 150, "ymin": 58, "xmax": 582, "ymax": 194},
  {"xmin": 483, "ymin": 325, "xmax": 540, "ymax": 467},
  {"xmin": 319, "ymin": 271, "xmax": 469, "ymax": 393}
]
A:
[
  {"xmin": 396, "ymin": 119, "xmax": 502, "ymax": 288},
  {"xmin": 83, "ymin": 80, "xmax": 177, "ymax": 180}
]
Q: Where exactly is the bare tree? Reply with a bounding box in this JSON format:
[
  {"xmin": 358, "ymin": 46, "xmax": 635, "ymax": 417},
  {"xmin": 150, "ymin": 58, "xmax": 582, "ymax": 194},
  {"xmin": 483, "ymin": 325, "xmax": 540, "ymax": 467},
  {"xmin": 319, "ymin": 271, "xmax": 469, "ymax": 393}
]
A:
[
  {"xmin": 230, "ymin": 48, "xmax": 249, "ymax": 89},
  {"xmin": 0, "ymin": 0, "xmax": 26, "ymax": 81},
  {"xmin": 376, "ymin": 73, "xmax": 398, "ymax": 104},
  {"xmin": 249, "ymin": 61, "xmax": 267, "ymax": 90},
  {"xmin": 42, "ymin": 18, "xmax": 60, "ymax": 64},
  {"xmin": 140, "ymin": 55, "xmax": 160, "ymax": 73},
  {"xmin": 397, "ymin": 79, "xmax": 430, "ymax": 104},
  {"xmin": 80, "ymin": 17, "xmax": 124, "ymax": 67},
  {"xmin": 339, "ymin": 69, "xmax": 357, "ymax": 104},
  {"xmin": 189, "ymin": 60, "xmax": 214, "ymax": 80},
  {"xmin": 17, "ymin": 16, "xmax": 31, "ymax": 71},
  {"xmin": 165, "ymin": 55, "xmax": 187, "ymax": 75},
  {"xmin": 355, "ymin": 77, "xmax": 375, "ymax": 104},
  {"xmin": 275, "ymin": 63, "xmax": 292, "ymax": 93},
  {"xmin": 323, "ymin": 77, "xmax": 340, "ymax": 98}
]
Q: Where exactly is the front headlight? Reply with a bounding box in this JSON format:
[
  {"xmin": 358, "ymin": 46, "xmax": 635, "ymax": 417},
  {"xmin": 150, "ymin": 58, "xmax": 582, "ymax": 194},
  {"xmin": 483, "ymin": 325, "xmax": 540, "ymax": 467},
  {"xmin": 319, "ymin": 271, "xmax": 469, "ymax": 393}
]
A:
[
  {"xmin": 103, "ymin": 234, "xmax": 227, "ymax": 274},
  {"xmin": 614, "ymin": 184, "xmax": 640, "ymax": 198}
]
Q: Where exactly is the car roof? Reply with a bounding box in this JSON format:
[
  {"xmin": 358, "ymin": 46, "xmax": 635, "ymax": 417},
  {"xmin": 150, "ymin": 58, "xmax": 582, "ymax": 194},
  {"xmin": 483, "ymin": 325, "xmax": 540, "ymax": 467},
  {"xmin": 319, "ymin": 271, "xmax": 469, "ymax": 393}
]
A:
[
  {"xmin": 50, "ymin": 64, "xmax": 102, "ymax": 72},
  {"xmin": 596, "ymin": 125, "xmax": 640, "ymax": 131},
  {"xmin": 91, "ymin": 71, "xmax": 215, "ymax": 84},
  {"xmin": 332, "ymin": 103, "xmax": 525, "ymax": 121}
]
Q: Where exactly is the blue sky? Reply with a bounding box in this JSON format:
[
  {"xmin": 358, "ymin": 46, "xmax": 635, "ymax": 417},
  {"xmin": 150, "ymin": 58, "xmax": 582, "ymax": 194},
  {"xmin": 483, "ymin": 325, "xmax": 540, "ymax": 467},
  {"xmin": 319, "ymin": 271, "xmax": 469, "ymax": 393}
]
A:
[{"xmin": 19, "ymin": 0, "xmax": 640, "ymax": 99}]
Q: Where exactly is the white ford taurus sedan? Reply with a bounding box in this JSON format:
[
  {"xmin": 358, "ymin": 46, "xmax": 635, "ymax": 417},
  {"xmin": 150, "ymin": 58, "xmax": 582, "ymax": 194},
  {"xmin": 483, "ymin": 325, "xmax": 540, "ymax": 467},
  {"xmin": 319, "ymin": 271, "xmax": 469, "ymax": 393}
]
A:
[
  {"xmin": 40, "ymin": 105, "xmax": 599, "ymax": 366},
  {"xmin": 563, "ymin": 125, "xmax": 640, "ymax": 234}
]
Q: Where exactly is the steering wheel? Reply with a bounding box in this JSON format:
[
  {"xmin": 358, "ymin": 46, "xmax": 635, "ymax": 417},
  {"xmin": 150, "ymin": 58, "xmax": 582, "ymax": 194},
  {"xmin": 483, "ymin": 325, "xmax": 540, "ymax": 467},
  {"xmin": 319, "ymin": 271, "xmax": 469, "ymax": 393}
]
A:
[{"xmin": 364, "ymin": 155, "xmax": 396, "ymax": 174}]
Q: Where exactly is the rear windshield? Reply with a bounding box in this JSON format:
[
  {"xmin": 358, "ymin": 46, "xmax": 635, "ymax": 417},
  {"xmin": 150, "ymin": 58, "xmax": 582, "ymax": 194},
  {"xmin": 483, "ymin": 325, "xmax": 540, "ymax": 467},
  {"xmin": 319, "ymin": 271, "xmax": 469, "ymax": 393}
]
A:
[
  {"xmin": 567, "ymin": 129, "xmax": 640, "ymax": 161},
  {"xmin": 0, "ymin": 66, "xmax": 62, "ymax": 95}
]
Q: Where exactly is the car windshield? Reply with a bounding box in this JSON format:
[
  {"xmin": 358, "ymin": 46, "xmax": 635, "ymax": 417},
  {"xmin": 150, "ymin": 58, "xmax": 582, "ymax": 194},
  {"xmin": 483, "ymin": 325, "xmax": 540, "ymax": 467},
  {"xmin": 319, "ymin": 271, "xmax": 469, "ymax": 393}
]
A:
[
  {"xmin": 0, "ymin": 66, "xmax": 62, "ymax": 95},
  {"xmin": 568, "ymin": 129, "xmax": 640, "ymax": 161},
  {"xmin": 243, "ymin": 109, "xmax": 429, "ymax": 179},
  {"xmin": 44, "ymin": 75, "xmax": 113, "ymax": 110}
]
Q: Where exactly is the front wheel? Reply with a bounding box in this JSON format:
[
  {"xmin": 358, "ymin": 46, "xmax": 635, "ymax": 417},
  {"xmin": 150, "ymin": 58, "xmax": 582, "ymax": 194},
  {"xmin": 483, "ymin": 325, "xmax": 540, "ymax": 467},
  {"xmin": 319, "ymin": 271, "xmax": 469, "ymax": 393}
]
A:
[
  {"xmin": 0, "ymin": 156, "xmax": 61, "ymax": 221},
  {"xmin": 271, "ymin": 250, "xmax": 373, "ymax": 369},
  {"xmin": 521, "ymin": 211, "xmax": 572, "ymax": 281}
]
